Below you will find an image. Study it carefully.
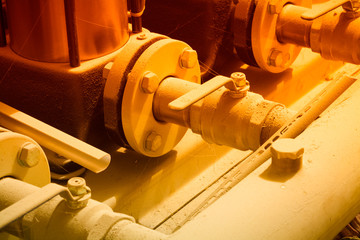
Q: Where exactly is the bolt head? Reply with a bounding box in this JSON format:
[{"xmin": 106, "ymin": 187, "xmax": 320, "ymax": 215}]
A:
[
  {"xmin": 180, "ymin": 49, "xmax": 198, "ymax": 69},
  {"xmin": 141, "ymin": 72, "xmax": 160, "ymax": 94},
  {"xmin": 230, "ymin": 72, "xmax": 247, "ymax": 88},
  {"xmin": 268, "ymin": 49, "xmax": 290, "ymax": 68},
  {"xmin": 137, "ymin": 33, "xmax": 148, "ymax": 40},
  {"xmin": 18, "ymin": 142, "xmax": 40, "ymax": 168},
  {"xmin": 268, "ymin": 0, "xmax": 282, "ymax": 14},
  {"xmin": 145, "ymin": 132, "xmax": 162, "ymax": 152},
  {"xmin": 271, "ymin": 138, "xmax": 304, "ymax": 160},
  {"xmin": 67, "ymin": 177, "xmax": 87, "ymax": 196},
  {"xmin": 103, "ymin": 62, "xmax": 113, "ymax": 79}
]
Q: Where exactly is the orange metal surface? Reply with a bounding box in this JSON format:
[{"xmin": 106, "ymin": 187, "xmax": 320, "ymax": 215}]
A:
[{"xmin": 6, "ymin": 0, "xmax": 129, "ymax": 62}]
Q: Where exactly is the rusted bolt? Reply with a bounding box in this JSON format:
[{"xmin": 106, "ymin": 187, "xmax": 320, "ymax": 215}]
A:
[
  {"xmin": 268, "ymin": 49, "xmax": 290, "ymax": 67},
  {"xmin": 180, "ymin": 49, "xmax": 198, "ymax": 69},
  {"xmin": 268, "ymin": 0, "xmax": 283, "ymax": 14},
  {"xmin": 103, "ymin": 62, "xmax": 113, "ymax": 79},
  {"xmin": 18, "ymin": 142, "xmax": 40, "ymax": 168},
  {"xmin": 137, "ymin": 33, "xmax": 148, "ymax": 40},
  {"xmin": 141, "ymin": 71, "xmax": 160, "ymax": 94},
  {"xmin": 270, "ymin": 138, "xmax": 304, "ymax": 173},
  {"xmin": 230, "ymin": 72, "xmax": 247, "ymax": 88},
  {"xmin": 67, "ymin": 177, "xmax": 87, "ymax": 196},
  {"xmin": 145, "ymin": 132, "xmax": 162, "ymax": 152}
]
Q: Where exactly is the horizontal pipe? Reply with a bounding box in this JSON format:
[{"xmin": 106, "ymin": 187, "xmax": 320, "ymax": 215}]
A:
[
  {"xmin": 168, "ymin": 74, "xmax": 359, "ymax": 240},
  {"xmin": 0, "ymin": 178, "xmax": 165, "ymax": 240},
  {"xmin": 0, "ymin": 102, "xmax": 110, "ymax": 173},
  {"xmin": 0, "ymin": 180, "xmax": 66, "ymax": 229}
]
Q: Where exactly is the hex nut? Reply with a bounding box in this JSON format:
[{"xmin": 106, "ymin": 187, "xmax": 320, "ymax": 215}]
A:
[
  {"xmin": 103, "ymin": 62, "xmax": 113, "ymax": 79},
  {"xmin": 18, "ymin": 142, "xmax": 41, "ymax": 168},
  {"xmin": 268, "ymin": 49, "xmax": 290, "ymax": 68},
  {"xmin": 67, "ymin": 177, "xmax": 87, "ymax": 196},
  {"xmin": 180, "ymin": 49, "xmax": 198, "ymax": 69},
  {"xmin": 141, "ymin": 72, "xmax": 160, "ymax": 94},
  {"xmin": 145, "ymin": 132, "xmax": 162, "ymax": 152}
]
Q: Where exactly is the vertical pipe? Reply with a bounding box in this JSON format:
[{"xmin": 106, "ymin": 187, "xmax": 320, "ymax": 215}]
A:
[
  {"xmin": 131, "ymin": 0, "xmax": 144, "ymax": 33},
  {"xmin": 0, "ymin": 1, "xmax": 6, "ymax": 47},
  {"xmin": 64, "ymin": 0, "xmax": 80, "ymax": 67}
]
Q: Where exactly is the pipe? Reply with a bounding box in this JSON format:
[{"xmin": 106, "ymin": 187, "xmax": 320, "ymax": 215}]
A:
[
  {"xmin": 276, "ymin": 4, "xmax": 360, "ymax": 64},
  {"xmin": 276, "ymin": 5, "xmax": 312, "ymax": 48},
  {"xmin": 0, "ymin": 102, "xmax": 110, "ymax": 173},
  {"xmin": 153, "ymin": 77, "xmax": 294, "ymax": 151},
  {"xmin": 64, "ymin": 0, "xmax": 80, "ymax": 67},
  {"xmin": 168, "ymin": 74, "xmax": 360, "ymax": 240},
  {"xmin": 0, "ymin": 178, "xmax": 165, "ymax": 240},
  {"xmin": 131, "ymin": 0, "xmax": 145, "ymax": 33}
]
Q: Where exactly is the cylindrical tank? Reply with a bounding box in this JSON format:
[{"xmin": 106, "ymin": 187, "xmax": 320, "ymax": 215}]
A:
[{"xmin": 6, "ymin": 0, "xmax": 129, "ymax": 62}]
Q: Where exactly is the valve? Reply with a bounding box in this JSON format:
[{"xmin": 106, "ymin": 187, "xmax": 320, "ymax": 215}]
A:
[
  {"xmin": 277, "ymin": 2, "xmax": 360, "ymax": 65},
  {"xmin": 234, "ymin": 0, "xmax": 360, "ymax": 72}
]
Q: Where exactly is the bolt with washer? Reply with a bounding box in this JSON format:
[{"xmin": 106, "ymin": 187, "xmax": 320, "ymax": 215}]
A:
[
  {"xmin": 145, "ymin": 132, "xmax": 162, "ymax": 152},
  {"xmin": 141, "ymin": 71, "xmax": 160, "ymax": 94},
  {"xmin": 18, "ymin": 142, "xmax": 41, "ymax": 168},
  {"xmin": 268, "ymin": 49, "xmax": 290, "ymax": 68},
  {"xmin": 180, "ymin": 49, "xmax": 198, "ymax": 69}
]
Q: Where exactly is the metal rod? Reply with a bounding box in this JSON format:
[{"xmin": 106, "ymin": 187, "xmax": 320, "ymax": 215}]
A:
[
  {"xmin": 0, "ymin": 179, "xmax": 66, "ymax": 229},
  {"xmin": 0, "ymin": 3, "xmax": 6, "ymax": 47},
  {"xmin": 131, "ymin": 0, "xmax": 145, "ymax": 33},
  {"xmin": 64, "ymin": 0, "xmax": 80, "ymax": 67},
  {"xmin": 0, "ymin": 102, "xmax": 111, "ymax": 173}
]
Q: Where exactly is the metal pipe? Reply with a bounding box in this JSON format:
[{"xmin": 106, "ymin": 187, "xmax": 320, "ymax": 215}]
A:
[
  {"xmin": 276, "ymin": 5, "xmax": 312, "ymax": 48},
  {"xmin": 0, "ymin": 102, "xmax": 110, "ymax": 173},
  {"xmin": 179, "ymin": 74, "xmax": 357, "ymax": 226},
  {"xmin": 64, "ymin": 0, "xmax": 80, "ymax": 67},
  {"xmin": 0, "ymin": 178, "xmax": 165, "ymax": 240},
  {"xmin": 154, "ymin": 77, "xmax": 294, "ymax": 151},
  {"xmin": 276, "ymin": 4, "xmax": 360, "ymax": 64},
  {"xmin": 131, "ymin": 0, "xmax": 145, "ymax": 32},
  {"xmin": 168, "ymin": 74, "xmax": 360, "ymax": 240},
  {"xmin": 0, "ymin": 180, "xmax": 66, "ymax": 229}
]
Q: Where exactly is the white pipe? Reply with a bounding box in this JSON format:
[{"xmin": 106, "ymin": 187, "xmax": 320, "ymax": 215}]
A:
[
  {"xmin": 0, "ymin": 102, "xmax": 110, "ymax": 173},
  {"xmin": 0, "ymin": 178, "xmax": 165, "ymax": 240},
  {"xmin": 168, "ymin": 80, "xmax": 360, "ymax": 239}
]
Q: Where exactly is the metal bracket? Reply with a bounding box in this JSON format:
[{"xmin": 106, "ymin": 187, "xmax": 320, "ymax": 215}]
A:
[{"xmin": 301, "ymin": 0, "xmax": 360, "ymax": 20}]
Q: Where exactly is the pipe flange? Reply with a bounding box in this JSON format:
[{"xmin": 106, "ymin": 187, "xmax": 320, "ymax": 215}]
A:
[
  {"xmin": 251, "ymin": 0, "xmax": 311, "ymax": 73},
  {"xmin": 0, "ymin": 131, "xmax": 50, "ymax": 187},
  {"xmin": 104, "ymin": 32, "xmax": 168, "ymax": 147},
  {"xmin": 122, "ymin": 39, "xmax": 200, "ymax": 157}
]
